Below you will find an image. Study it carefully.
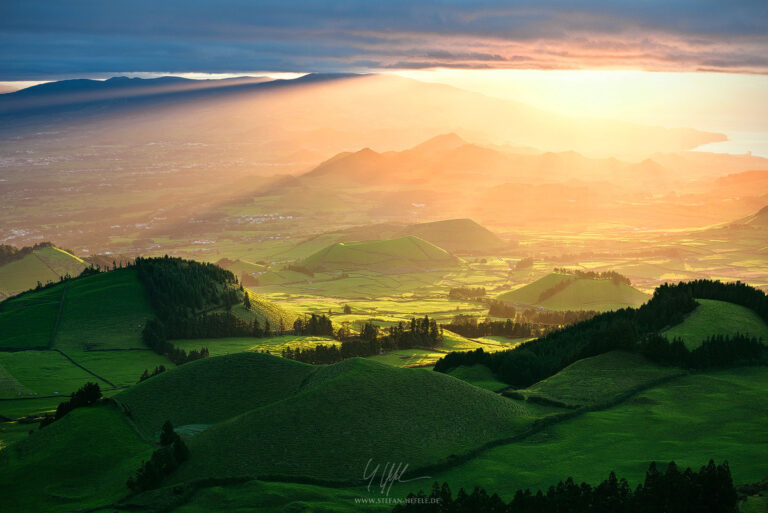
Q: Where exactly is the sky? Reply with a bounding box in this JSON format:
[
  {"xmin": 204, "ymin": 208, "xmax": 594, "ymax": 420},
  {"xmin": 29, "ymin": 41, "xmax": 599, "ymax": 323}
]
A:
[
  {"xmin": 2, "ymin": 1, "xmax": 767, "ymax": 78},
  {"xmin": 1, "ymin": 1, "xmax": 766, "ymax": 153}
]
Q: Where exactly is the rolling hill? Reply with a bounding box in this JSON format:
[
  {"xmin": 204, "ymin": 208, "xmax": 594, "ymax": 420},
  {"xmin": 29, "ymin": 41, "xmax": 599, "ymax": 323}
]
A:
[
  {"xmin": 496, "ymin": 272, "xmax": 649, "ymax": 311},
  {"xmin": 663, "ymin": 298, "xmax": 768, "ymax": 349},
  {"xmin": 0, "ymin": 243, "xmax": 87, "ymax": 300},
  {"xmin": 301, "ymin": 236, "xmax": 460, "ymax": 272},
  {"xmin": 518, "ymin": 351, "xmax": 685, "ymax": 408},
  {"xmin": 170, "ymin": 356, "xmax": 533, "ymax": 483},
  {"xmin": 399, "ymin": 218, "xmax": 510, "ymax": 253}
]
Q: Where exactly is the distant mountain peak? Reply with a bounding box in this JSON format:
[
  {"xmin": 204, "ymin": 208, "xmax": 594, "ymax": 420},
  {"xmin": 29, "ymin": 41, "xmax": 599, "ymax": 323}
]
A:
[{"xmin": 411, "ymin": 133, "xmax": 467, "ymax": 153}]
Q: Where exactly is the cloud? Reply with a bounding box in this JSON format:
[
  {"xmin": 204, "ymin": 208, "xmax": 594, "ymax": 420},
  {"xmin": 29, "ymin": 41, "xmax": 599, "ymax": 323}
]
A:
[{"xmin": 1, "ymin": 1, "xmax": 767, "ymax": 78}]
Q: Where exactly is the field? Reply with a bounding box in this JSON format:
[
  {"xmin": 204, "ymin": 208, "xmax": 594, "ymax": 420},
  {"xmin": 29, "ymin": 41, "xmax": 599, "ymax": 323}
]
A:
[
  {"xmin": 0, "ymin": 246, "xmax": 87, "ymax": 300},
  {"xmin": 663, "ymin": 298, "xmax": 768, "ymax": 349}
]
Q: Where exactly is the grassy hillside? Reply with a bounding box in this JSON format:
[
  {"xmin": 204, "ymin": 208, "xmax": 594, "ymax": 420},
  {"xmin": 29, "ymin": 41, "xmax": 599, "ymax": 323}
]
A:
[
  {"xmin": 55, "ymin": 269, "xmax": 154, "ymax": 351},
  {"xmin": 400, "ymin": 218, "xmax": 508, "ymax": 253},
  {"xmin": 497, "ymin": 272, "xmax": 649, "ymax": 311},
  {"xmin": 115, "ymin": 353, "xmax": 315, "ymax": 438},
  {"xmin": 0, "ymin": 403, "xmax": 154, "ymax": 513},
  {"xmin": 447, "ymin": 364, "xmax": 509, "ymax": 391},
  {"xmin": 173, "ymin": 356, "xmax": 533, "ymax": 483},
  {"xmin": 302, "ymin": 236, "xmax": 460, "ymax": 272},
  {"xmin": 663, "ymin": 298, "xmax": 768, "ymax": 349},
  {"xmin": 520, "ymin": 351, "xmax": 684, "ymax": 407},
  {"xmin": 414, "ymin": 367, "xmax": 768, "ymax": 500},
  {"xmin": 0, "ymin": 246, "xmax": 87, "ymax": 300}
]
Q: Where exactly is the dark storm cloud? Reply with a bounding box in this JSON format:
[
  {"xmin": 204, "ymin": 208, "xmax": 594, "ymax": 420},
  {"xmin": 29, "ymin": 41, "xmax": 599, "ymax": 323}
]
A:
[{"xmin": 1, "ymin": 1, "xmax": 767, "ymax": 78}]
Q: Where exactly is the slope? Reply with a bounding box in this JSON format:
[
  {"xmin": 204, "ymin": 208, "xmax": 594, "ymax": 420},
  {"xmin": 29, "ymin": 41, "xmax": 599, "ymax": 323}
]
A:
[
  {"xmin": 519, "ymin": 351, "xmax": 685, "ymax": 408},
  {"xmin": 497, "ymin": 272, "xmax": 649, "ymax": 311},
  {"xmin": 400, "ymin": 218, "xmax": 509, "ymax": 253},
  {"xmin": 663, "ymin": 298, "xmax": 768, "ymax": 349},
  {"xmin": 302, "ymin": 236, "xmax": 460, "ymax": 272},
  {"xmin": 0, "ymin": 245, "xmax": 87, "ymax": 300},
  {"xmin": 0, "ymin": 403, "xmax": 154, "ymax": 513},
  {"xmin": 114, "ymin": 352, "xmax": 315, "ymax": 438},
  {"xmin": 172, "ymin": 356, "xmax": 533, "ymax": 483}
]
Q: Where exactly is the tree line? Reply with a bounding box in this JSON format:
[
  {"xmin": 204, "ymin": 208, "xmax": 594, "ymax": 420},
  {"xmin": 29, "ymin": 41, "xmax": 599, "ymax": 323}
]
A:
[
  {"xmin": 448, "ymin": 287, "xmax": 487, "ymax": 301},
  {"xmin": 553, "ymin": 268, "xmax": 632, "ymax": 286},
  {"xmin": 393, "ymin": 460, "xmax": 737, "ymax": 513},
  {"xmin": 435, "ymin": 280, "xmax": 767, "ymax": 388},
  {"xmin": 641, "ymin": 333, "xmax": 767, "ymax": 369},
  {"xmin": 443, "ymin": 314, "xmax": 538, "ymax": 339},
  {"xmin": 283, "ymin": 316, "xmax": 442, "ymax": 364}
]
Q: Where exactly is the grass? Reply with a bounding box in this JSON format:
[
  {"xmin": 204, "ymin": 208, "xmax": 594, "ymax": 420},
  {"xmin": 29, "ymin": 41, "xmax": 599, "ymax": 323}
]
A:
[
  {"xmin": 172, "ymin": 356, "xmax": 536, "ymax": 483},
  {"xmin": 114, "ymin": 352, "xmax": 316, "ymax": 438},
  {"xmin": 54, "ymin": 268, "xmax": 153, "ymax": 351},
  {"xmin": 169, "ymin": 479, "xmax": 389, "ymax": 513},
  {"xmin": 496, "ymin": 272, "xmax": 649, "ymax": 311},
  {"xmin": 0, "ymin": 403, "xmax": 154, "ymax": 513},
  {"xmin": 401, "ymin": 218, "xmax": 507, "ymax": 253},
  {"xmin": 0, "ymin": 350, "xmax": 96, "ymax": 398},
  {"xmin": 663, "ymin": 298, "xmax": 768, "ymax": 349},
  {"xmin": 402, "ymin": 367, "xmax": 768, "ymax": 500},
  {"xmin": 521, "ymin": 351, "xmax": 685, "ymax": 407},
  {"xmin": 0, "ymin": 246, "xmax": 86, "ymax": 300},
  {"xmin": 302, "ymin": 236, "xmax": 459, "ymax": 272},
  {"xmin": 447, "ymin": 364, "xmax": 508, "ymax": 391},
  {"xmin": 0, "ymin": 285, "xmax": 62, "ymax": 349}
]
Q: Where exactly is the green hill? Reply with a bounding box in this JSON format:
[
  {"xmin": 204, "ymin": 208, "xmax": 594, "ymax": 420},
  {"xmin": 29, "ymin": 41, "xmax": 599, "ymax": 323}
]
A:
[
  {"xmin": 0, "ymin": 403, "xmax": 153, "ymax": 513},
  {"xmin": 519, "ymin": 351, "xmax": 685, "ymax": 408},
  {"xmin": 663, "ymin": 298, "xmax": 768, "ymax": 349},
  {"xmin": 0, "ymin": 244, "xmax": 87, "ymax": 300},
  {"xmin": 302, "ymin": 235, "xmax": 460, "ymax": 272},
  {"xmin": 114, "ymin": 352, "xmax": 315, "ymax": 438},
  {"xmin": 168, "ymin": 355, "xmax": 532, "ymax": 483},
  {"xmin": 497, "ymin": 272, "xmax": 649, "ymax": 311},
  {"xmin": 399, "ymin": 218, "xmax": 509, "ymax": 253}
]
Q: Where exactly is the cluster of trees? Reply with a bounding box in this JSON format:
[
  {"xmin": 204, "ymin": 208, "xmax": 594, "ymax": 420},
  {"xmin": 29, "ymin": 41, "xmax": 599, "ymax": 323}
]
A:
[
  {"xmin": 487, "ymin": 300, "xmax": 517, "ymax": 318},
  {"xmin": 512, "ymin": 257, "xmax": 534, "ymax": 271},
  {"xmin": 444, "ymin": 314, "xmax": 537, "ymax": 339},
  {"xmin": 435, "ymin": 282, "xmax": 702, "ymax": 387},
  {"xmin": 126, "ymin": 421, "xmax": 189, "ymax": 492},
  {"xmin": 393, "ymin": 460, "xmax": 737, "ymax": 513},
  {"xmin": 519, "ymin": 308, "xmax": 599, "ymax": 326},
  {"xmin": 553, "ymin": 268, "xmax": 632, "ymax": 286},
  {"xmin": 448, "ymin": 287, "xmax": 486, "ymax": 301},
  {"xmin": 293, "ymin": 314, "xmax": 334, "ymax": 336},
  {"xmin": 641, "ymin": 333, "xmax": 767, "ymax": 369},
  {"xmin": 139, "ymin": 365, "xmax": 167, "ymax": 382},
  {"xmin": 39, "ymin": 382, "xmax": 101, "ymax": 429},
  {"xmin": 283, "ymin": 316, "xmax": 442, "ymax": 364},
  {"xmin": 135, "ymin": 256, "xmax": 241, "ymax": 322}
]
